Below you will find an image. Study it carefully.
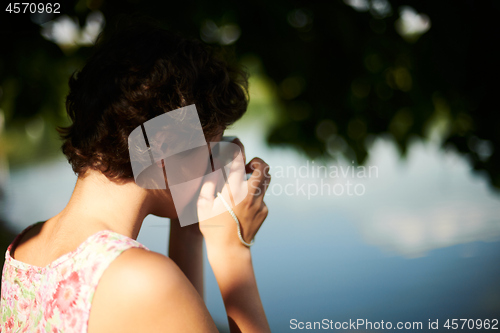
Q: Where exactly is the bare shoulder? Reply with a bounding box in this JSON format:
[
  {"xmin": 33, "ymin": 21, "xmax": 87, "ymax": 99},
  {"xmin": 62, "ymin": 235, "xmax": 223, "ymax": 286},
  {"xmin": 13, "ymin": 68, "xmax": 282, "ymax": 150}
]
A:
[
  {"xmin": 103, "ymin": 248, "xmax": 185, "ymax": 291},
  {"xmin": 88, "ymin": 248, "xmax": 217, "ymax": 333}
]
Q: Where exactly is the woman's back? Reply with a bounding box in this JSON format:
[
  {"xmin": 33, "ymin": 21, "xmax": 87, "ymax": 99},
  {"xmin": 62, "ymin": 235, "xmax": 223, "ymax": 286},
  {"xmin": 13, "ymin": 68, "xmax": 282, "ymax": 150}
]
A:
[{"xmin": 0, "ymin": 222, "xmax": 148, "ymax": 332}]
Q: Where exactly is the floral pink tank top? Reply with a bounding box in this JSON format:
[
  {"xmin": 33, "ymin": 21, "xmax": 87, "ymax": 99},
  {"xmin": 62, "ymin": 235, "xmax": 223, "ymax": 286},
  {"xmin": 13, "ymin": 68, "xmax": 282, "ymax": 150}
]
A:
[{"xmin": 0, "ymin": 223, "xmax": 149, "ymax": 333}]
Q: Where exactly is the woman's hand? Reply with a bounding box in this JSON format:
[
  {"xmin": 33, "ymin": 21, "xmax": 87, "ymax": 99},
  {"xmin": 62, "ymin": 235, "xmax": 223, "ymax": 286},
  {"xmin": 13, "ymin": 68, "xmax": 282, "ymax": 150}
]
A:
[{"xmin": 197, "ymin": 139, "xmax": 271, "ymax": 254}]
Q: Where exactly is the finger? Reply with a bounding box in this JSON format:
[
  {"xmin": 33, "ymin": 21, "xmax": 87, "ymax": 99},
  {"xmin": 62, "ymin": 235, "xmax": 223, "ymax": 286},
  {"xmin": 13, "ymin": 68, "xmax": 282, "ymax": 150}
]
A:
[
  {"xmin": 246, "ymin": 158, "xmax": 271, "ymax": 198},
  {"xmin": 230, "ymin": 137, "xmax": 246, "ymax": 165},
  {"xmin": 262, "ymin": 173, "xmax": 271, "ymax": 193},
  {"xmin": 225, "ymin": 142, "xmax": 246, "ymax": 184},
  {"xmin": 225, "ymin": 145, "xmax": 247, "ymax": 205}
]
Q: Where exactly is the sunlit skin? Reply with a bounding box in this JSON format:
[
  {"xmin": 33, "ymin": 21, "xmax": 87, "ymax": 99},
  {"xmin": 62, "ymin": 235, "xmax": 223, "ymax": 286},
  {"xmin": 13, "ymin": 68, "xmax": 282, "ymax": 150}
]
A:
[{"xmin": 11, "ymin": 133, "xmax": 272, "ymax": 333}]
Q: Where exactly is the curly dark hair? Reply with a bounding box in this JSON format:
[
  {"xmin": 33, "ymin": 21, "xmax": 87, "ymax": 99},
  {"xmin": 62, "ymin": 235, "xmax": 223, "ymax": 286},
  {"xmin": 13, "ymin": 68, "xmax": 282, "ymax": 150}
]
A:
[{"xmin": 59, "ymin": 20, "xmax": 249, "ymax": 180}]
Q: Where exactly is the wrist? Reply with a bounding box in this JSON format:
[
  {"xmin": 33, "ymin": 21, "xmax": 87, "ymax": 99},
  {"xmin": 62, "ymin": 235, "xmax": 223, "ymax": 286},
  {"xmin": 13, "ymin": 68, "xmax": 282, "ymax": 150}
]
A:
[
  {"xmin": 206, "ymin": 242, "xmax": 252, "ymax": 270},
  {"xmin": 207, "ymin": 245, "xmax": 255, "ymax": 299}
]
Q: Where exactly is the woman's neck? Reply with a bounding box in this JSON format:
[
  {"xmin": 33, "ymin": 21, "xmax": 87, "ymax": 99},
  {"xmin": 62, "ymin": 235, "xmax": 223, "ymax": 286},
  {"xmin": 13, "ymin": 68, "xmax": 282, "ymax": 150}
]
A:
[{"xmin": 51, "ymin": 170, "xmax": 153, "ymax": 240}]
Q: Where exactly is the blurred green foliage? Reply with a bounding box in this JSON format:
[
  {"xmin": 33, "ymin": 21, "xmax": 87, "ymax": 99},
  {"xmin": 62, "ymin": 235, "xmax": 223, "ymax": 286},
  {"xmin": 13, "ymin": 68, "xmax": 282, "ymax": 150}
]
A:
[{"xmin": 0, "ymin": 0, "xmax": 499, "ymax": 245}]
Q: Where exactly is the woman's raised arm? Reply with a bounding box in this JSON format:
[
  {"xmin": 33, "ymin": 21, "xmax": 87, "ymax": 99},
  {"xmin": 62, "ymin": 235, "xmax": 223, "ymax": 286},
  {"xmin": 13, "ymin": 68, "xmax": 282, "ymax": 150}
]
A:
[{"xmin": 198, "ymin": 150, "xmax": 272, "ymax": 333}]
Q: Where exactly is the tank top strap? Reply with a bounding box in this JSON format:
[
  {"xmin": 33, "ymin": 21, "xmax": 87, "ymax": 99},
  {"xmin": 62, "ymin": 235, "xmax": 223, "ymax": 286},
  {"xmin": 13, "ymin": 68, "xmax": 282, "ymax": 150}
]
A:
[
  {"xmin": 42, "ymin": 230, "xmax": 149, "ymax": 333},
  {"xmin": 70, "ymin": 230, "xmax": 150, "ymax": 313}
]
